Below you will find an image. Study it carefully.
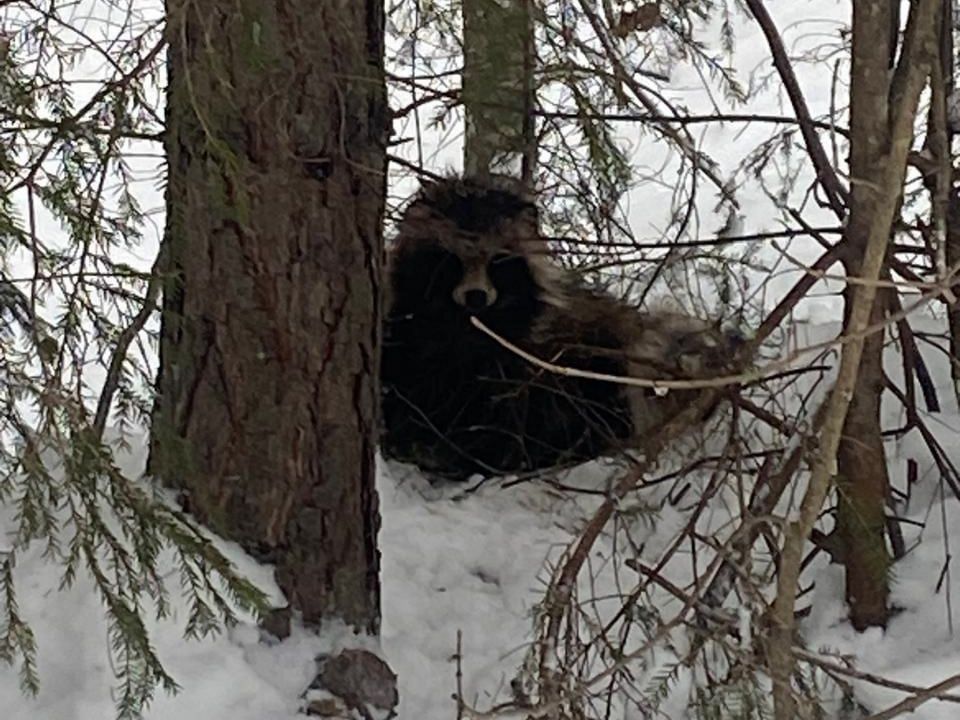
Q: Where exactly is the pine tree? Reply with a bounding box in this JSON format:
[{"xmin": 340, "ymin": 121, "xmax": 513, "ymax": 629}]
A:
[{"xmin": 149, "ymin": 0, "xmax": 387, "ymax": 631}]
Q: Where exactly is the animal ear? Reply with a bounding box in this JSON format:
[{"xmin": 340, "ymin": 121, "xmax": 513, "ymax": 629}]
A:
[
  {"xmin": 477, "ymin": 174, "xmax": 538, "ymax": 227},
  {"xmin": 400, "ymin": 187, "xmax": 441, "ymax": 231},
  {"xmin": 417, "ymin": 176, "xmax": 441, "ymax": 195},
  {"xmin": 486, "ymin": 172, "xmax": 526, "ymax": 192},
  {"xmin": 401, "ymin": 175, "xmax": 452, "ymax": 224},
  {"xmin": 402, "ymin": 198, "xmax": 434, "ymax": 222}
]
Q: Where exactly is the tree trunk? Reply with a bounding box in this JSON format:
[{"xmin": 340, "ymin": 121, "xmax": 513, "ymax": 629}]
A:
[
  {"xmin": 835, "ymin": 0, "xmax": 944, "ymax": 631},
  {"xmin": 150, "ymin": 0, "xmax": 387, "ymax": 632},
  {"xmin": 948, "ymin": 192, "xmax": 960, "ymax": 401},
  {"xmin": 462, "ymin": 0, "xmax": 536, "ymax": 185},
  {"xmin": 934, "ymin": 2, "xmax": 960, "ymax": 407},
  {"xmin": 835, "ymin": 0, "xmax": 895, "ymax": 632},
  {"xmin": 836, "ymin": 291, "xmax": 891, "ymax": 630}
]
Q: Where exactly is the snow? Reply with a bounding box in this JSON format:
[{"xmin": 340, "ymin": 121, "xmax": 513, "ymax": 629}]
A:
[
  {"xmin": 4, "ymin": 0, "xmax": 960, "ymax": 718},
  {"xmin": 4, "ymin": 362, "xmax": 960, "ymax": 719},
  {"xmin": 0, "ymin": 438, "xmax": 612, "ymax": 719},
  {"xmin": 804, "ymin": 503, "xmax": 960, "ymax": 718}
]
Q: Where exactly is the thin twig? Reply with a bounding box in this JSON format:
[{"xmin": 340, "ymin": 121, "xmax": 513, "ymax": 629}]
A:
[
  {"xmin": 864, "ymin": 673, "xmax": 960, "ymax": 720},
  {"xmin": 93, "ymin": 248, "xmax": 164, "ymax": 440},
  {"xmin": 794, "ymin": 647, "xmax": 960, "ymax": 704},
  {"xmin": 743, "ymin": 0, "xmax": 849, "ymax": 219}
]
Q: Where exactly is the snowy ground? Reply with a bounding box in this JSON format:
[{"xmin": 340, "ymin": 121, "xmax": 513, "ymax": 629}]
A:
[
  {"xmin": 4, "ymin": 315, "xmax": 960, "ymax": 720},
  {"xmin": 0, "ymin": 436, "xmax": 610, "ymax": 720},
  {"xmin": 4, "ymin": 1, "xmax": 960, "ymax": 718}
]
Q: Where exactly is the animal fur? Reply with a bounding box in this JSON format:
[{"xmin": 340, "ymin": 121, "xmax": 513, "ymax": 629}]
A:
[{"xmin": 381, "ymin": 176, "xmax": 736, "ymax": 480}]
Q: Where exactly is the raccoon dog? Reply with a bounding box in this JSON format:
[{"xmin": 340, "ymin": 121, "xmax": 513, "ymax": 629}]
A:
[{"xmin": 381, "ymin": 176, "xmax": 734, "ymax": 480}]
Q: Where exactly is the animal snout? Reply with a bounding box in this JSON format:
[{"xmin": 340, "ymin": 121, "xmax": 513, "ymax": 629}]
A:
[
  {"xmin": 453, "ymin": 267, "xmax": 498, "ymax": 310},
  {"xmin": 464, "ymin": 289, "xmax": 489, "ymax": 310}
]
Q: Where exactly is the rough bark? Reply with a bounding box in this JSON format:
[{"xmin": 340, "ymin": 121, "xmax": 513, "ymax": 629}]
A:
[
  {"xmin": 949, "ymin": 191, "xmax": 960, "ymax": 397},
  {"xmin": 833, "ymin": 0, "xmax": 900, "ymax": 633},
  {"xmin": 836, "ymin": 292, "xmax": 891, "ymax": 630},
  {"xmin": 933, "ymin": 2, "xmax": 960, "ymax": 406},
  {"xmin": 151, "ymin": 0, "xmax": 387, "ymax": 631},
  {"xmin": 462, "ymin": 0, "xmax": 536, "ymax": 185}
]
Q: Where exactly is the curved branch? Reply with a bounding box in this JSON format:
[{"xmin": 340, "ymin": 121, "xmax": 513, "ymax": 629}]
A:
[{"xmin": 743, "ymin": 0, "xmax": 849, "ymax": 220}]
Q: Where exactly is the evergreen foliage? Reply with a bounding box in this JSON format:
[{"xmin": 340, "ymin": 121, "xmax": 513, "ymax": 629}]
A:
[{"xmin": 0, "ymin": 5, "xmax": 268, "ymax": 717}]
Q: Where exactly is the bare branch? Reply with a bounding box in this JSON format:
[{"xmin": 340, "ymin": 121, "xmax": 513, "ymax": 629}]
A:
[{"xmin": 743, "ymin": 0, "xmax": 849, "ymax": 219}]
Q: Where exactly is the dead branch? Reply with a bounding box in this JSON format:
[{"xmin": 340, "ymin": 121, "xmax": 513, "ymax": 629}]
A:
[
  {"xmin": 471, "ymin": 268, "xmax": 960, "ymax": 393},
  {"xmin": 93, "ymin": 248, "xmax": 165, "ymax": 441},
  {"xmin": 535, "ymin": 390, "xmax": 721, "ymax": 706},
  {"xmin": 742, "ymin": 0, "xmax": 849, "ymax": 219},
  {"xmin": 794, "ymin": 647, "xmax": 960, "ymax": 705},
  {"xmin": 535, "ymin": 110, "xmax": 849, "ymax": 136},
  {"xmin": 864, "ymin": 673, "xmax": 960, "ymax": 720}
]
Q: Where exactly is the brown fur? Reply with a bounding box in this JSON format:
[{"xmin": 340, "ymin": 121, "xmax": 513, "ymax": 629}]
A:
[{"xmin": 381, "ymin": 176, "xmax": 736, "ymax": 479}]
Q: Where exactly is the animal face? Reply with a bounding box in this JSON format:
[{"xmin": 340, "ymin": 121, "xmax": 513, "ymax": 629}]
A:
[
  {"xmin": 381, "ymin": 176, "xmax": 738, "ymax": 480},
  {"xmin": 388, "ymin": 178, "xmax": 561, "ymax": 334},
  {"xmin": 451, "ymin": 247, "xmax": 547, "ymax": 314}
]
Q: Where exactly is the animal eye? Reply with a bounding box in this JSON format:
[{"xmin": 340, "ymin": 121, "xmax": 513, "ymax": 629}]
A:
[
  {"xmin": 398, "ymin": 245, "xmax": 463, "ymax": 301},
  {"xmin": 489, "ymin": 253, "xmax": 516, "ymax": 266},
  {"xmin": 427, "ymin": 248, "xmax": 463, "ymax": 278}
]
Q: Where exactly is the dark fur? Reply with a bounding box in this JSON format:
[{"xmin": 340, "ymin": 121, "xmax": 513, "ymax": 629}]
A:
[{"xmin": 381, "ymin": 177, "xmax": 730, "ymax": 480}]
